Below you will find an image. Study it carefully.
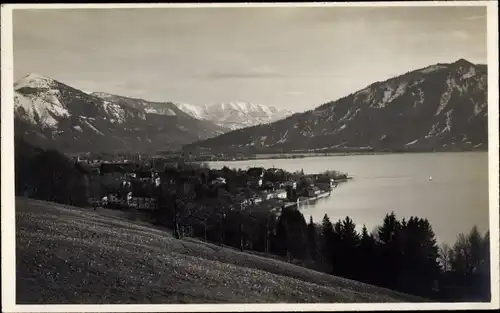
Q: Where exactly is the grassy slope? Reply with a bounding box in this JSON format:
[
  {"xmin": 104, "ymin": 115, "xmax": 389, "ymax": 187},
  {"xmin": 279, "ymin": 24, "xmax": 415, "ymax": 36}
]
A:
[{"xmin": 16, "ymin": 197, "xmax": 425, "ymax": 304}]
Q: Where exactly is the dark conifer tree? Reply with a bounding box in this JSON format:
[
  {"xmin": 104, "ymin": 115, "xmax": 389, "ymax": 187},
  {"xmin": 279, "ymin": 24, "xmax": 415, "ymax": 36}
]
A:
[
  {"xmin": 307, "ymin": 216, "xmax": 318, "ymax": 261},
  {"xmin": 330, "ymin": 219, "xmax": 343, "ymax": 275},
  {"xmin": 358, "ymin": 224, "xmax": 377, "ymax": 283},
  {"xmin": 467, "ymin": 226, "xmax": 483, "ymax": 273},
  {"xmin": 275, "ymin": 208, "xmax": 308, "ymax": 260},
  {"xmin": 338, "ymin": 216, "xmax": 360, "ymax": 278},
  {"xmin": 320, "ymin": 214, "xmax": 334, "ymax": 267},
  {"xmin": 273, "ymin": 210, "xmax": 289, "ymax": 257},
  {"xmin": 376, "ymin": 212, "xmax": 402, "ymax": 289},
  {"xmin": 398, "ymin": 217, "xmax": 440, "ymax": 296}
]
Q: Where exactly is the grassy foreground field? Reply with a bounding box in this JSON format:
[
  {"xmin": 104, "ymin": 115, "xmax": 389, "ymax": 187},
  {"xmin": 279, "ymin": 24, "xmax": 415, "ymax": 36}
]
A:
[{"xmin": 15, "ymin": 197, "xmax": 425, "ymax": 304}]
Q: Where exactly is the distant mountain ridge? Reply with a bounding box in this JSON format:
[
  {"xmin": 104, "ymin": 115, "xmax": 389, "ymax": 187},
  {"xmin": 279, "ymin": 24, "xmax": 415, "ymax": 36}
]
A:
[
  {"xmin": 183, "ymin": 59, "xmax": 488, "ymax": 154},
  {"xmin": 91, "ymin": 93, "xmax": 294, "ymax": 131},
  {"xmin": 173, "ymin": 101, "xmax": 294, "ymax": 130},
  {"xmin": 14, "ymin": 74, "xmax": 227, "ymax": 153},
  {"xmin": 90, "ymin": 92, "xmax": 191, "ymax": 118}
]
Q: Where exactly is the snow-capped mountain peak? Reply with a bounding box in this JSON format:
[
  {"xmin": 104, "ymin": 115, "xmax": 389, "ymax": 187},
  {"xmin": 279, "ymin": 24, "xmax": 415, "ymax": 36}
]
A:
[
  {"xmin": 174, "ymin": 101, "xmax": 293, "ymax": 130},
  {"xmin": 175, "ymin": 103, "xmax": 209, "ymax": 120},
  {"xmin": 14, "ymin": 73, "xmax": 56, "ymax": 90},
  {"xmin": 14, "ymin": 74, "xmax": 72, "ymax": 129},
  {"xmin": 221, "ymin": 101, "xmax": 275, "ymax": 115}
]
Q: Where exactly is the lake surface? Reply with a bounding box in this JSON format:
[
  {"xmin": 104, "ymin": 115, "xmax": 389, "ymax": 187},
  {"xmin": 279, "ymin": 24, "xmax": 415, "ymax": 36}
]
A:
[{"xmin": 208, "ymin": 152, "xmax": 490, "ymax": 246}]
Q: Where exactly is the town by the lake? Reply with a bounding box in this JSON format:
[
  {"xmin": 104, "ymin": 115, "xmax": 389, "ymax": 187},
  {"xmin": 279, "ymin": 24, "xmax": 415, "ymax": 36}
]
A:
[{"xmin": 67, "ymin": 152, "xmax": 351, "ymax": 244}]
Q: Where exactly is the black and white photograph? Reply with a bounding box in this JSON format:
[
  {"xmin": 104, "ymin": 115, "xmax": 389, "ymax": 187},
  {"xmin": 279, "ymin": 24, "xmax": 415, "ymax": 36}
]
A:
[{"xmin": 1, "ymin": 2, "xmax": 499, "ymax": 312}]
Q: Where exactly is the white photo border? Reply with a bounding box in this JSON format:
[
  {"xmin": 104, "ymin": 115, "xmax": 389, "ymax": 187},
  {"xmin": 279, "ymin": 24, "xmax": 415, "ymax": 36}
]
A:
[{"xmin": 1, "ymin": 1, "xmax": 498, "ymax": 312}]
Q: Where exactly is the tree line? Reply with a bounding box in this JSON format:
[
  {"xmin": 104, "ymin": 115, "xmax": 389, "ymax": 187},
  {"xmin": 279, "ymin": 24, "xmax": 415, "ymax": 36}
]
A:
[{"xmin": 15, "ymin": 138, "xmax": 89, "ymax": 207}]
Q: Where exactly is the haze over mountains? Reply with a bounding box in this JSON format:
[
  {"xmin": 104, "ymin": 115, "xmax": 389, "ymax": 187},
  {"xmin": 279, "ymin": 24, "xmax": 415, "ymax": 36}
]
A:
[
  {"xmin": 184, "ymin": 59, "xmax": 488, "ymax": 154},
  {"xmin": 13, "ymin": 58, "xmax": 488, "ymax": 155}
]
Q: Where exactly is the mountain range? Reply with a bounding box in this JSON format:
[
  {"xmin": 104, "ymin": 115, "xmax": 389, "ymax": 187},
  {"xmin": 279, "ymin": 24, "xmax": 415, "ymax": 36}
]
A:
[
  {"xmin": 13, "ymin": 58, "xmax": 488, "ymax": 155},
  {"xmin": 184, "ymin": 59, "xmax": 488, "ymax": 154},
  {"xmin": 173, "ymin": 101, "xmax": 294, "ymax": 130},
  {"xmin": 90, "ymin": 94, "xmax": 293, "ymax": 131},
  {"xmin": 13, "ymin": 74, "xmax": 227, "ymax": 153},
  {"xmin": 13, "ymin": 74, "xmax": 292, "ymax": 153}
]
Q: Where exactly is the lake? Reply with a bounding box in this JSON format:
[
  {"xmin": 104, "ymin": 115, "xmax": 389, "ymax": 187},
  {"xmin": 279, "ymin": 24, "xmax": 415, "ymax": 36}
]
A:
[{"xmin": 208, "ymin": 152, "xmax": 490, "ymax": 246}]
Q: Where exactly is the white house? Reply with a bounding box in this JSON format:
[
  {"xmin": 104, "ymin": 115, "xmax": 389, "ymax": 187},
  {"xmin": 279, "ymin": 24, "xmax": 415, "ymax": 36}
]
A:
[
  {"xmin": 252, "ymin": 197, "xmax": 263, "ymax": 204},
  {"xmin": 211, "ymin": 177, "xmax": 227, "ymax": 186},
  {"xmin": 274, "ymin": 189, "xmax": 288, "ymax": 199},
  {"xmin": 216, "ymin": 177, "xmax": 227, "ymax": 184}
]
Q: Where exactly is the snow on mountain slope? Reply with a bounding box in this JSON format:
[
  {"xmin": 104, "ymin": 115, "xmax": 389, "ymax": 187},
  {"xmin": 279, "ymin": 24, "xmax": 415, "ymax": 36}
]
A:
[
  {"xmin": 184, "ymin": 58, "xmax": 488, "ymax": 154},
  {"xmin": 175, "ymin": 103, "xmax": 210, "ymax": 120},
  {"xmin": 90, "ymin": 92, "xmax": 187, "ymax": 117},
  {"xmin": 174, "ymin": 101, "xmax": 293, "ymax": 130},
  {"xmin": 85, "ymin": 91, "xmax": 115, "ymax": 100},
  {"xmin": 15, "ymin": 73, "xmax": 55, "ymax": 90},
  {"xmin": 14, "ymin": 88, "xmax": 69, "ymax": 128},
  {"xmin": 13, "ymin": 74, "xmax": 228, "ymax": 153},
  {"xmin": 15, "ymin": 75, "xmax": 82, "ymax": 129},
  {"xmin": 92, "ymin": 92, "xmax": 292, "ymax": 130},
  {"xmin": 14, "ymin": 75, "xmax": 143, "ymax": 129}
]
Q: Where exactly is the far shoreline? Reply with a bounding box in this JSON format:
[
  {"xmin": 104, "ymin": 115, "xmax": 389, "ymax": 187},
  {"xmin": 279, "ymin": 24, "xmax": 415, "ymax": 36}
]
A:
[{"xmin": 203, "ymin": 149, "xmax": 488, "ymax": 164}]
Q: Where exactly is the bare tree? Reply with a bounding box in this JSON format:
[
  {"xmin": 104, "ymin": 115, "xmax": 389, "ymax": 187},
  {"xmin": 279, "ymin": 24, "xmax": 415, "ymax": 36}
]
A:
[{"xmin": 438, "ymin": 243, "xmax": 452, "ymax": 272}]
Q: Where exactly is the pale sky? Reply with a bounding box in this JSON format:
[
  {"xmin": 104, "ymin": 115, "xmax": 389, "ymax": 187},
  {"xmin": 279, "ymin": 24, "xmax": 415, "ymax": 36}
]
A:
[{"xmin": 13, "ymin": 6, "xmax": 487, "ymax": 112}]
